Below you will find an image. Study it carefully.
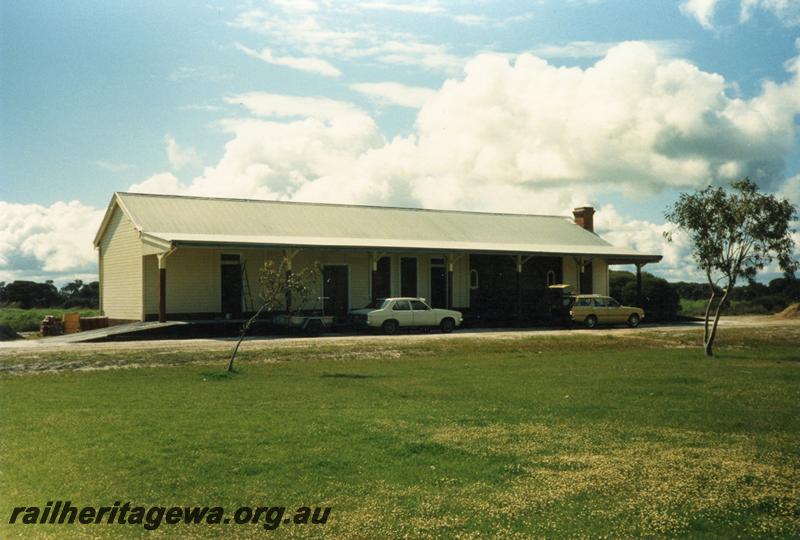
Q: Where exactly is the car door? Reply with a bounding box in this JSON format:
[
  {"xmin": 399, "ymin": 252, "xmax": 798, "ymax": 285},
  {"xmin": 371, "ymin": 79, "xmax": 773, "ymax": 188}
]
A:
[
  {"xmin": 410, "ymin": 299, "xmax": 437, "ymax": 326},
  {"xmin": 391, "ymin": 300, "xmax": 413, "ymax": 327},
  {"xmin": 592, "ymin": 297, "xmax": 608, "ymax": 323},
  {"xmin": 606, "ymin": 297, "xmax": 624, "ymax": 323}
]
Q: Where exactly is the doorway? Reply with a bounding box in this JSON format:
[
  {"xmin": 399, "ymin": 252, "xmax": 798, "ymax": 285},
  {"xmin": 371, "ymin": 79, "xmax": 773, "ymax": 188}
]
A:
[
  {"xmin": 429, "ymin": 259, "xmax": 447, "ymax": 308},
  {"xmin": 221, "ymin": 254, "xmax": 242, "ymax": 316},
  {"xmin": 323, "ymin": 265, "xmax": 349, "ymax": 316},
  {"xmin": 400, "ymin": 257, "xmax": 417, "ymax": 297}
]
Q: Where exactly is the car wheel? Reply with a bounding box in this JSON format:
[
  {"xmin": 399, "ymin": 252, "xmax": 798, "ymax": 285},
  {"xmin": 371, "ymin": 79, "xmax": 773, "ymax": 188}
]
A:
[
  {"xmin": 440, "ymin": 318, "xmax": 455, "ymax": 334},
  {"xmin": 382, "ymin": 320, "xmax": 399, "ymax": 335},
  {"xmin": 584, "ymin": 315, "xmax": 598, "ymax": 329},
  {"xmin": 627, "ymin": 313, "xmax": 640, "ymax": 328}
]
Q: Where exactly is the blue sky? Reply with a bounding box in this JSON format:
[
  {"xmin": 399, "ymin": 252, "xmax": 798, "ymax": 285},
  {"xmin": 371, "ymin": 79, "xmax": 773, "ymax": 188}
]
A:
[{"xmin": 1, "ymin": 0, "xmax": 799, "ymax": 284}]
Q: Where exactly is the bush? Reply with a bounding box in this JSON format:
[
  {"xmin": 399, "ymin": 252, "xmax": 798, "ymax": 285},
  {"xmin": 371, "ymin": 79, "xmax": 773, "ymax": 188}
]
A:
[
  {"xmin": 62, "ymin": 297, "xmax": 97, "ymax": 309},
  {"xmin": 0, "ymin": 324, "xmax": 22, "ymax": 341},
  {"xmin": 3, "ymin": 281, "xmax": 60, "ymax": 308},
  {"xmin": 609, "ymin": 270, "xmax": 680, "ymax": 321}
]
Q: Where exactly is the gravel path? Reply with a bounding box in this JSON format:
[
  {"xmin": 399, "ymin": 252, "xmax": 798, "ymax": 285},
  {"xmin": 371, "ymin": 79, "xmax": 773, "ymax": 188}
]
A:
[{"xmin": 0, "ymin": 316, "xmax": 796, "ymax": 357}]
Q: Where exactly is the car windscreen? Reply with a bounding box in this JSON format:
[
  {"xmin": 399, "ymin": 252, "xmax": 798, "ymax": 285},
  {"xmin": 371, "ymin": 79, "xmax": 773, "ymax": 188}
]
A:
[{"xmin": 363, "ymin": 299, "xmax": 388, "ymax": 309}]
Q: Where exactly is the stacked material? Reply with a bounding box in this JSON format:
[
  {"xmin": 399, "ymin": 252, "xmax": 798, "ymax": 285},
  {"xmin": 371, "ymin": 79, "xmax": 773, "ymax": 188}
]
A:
[{"xmin": 40, "ymin": 316, "xmax": 63, "ymax": 336}]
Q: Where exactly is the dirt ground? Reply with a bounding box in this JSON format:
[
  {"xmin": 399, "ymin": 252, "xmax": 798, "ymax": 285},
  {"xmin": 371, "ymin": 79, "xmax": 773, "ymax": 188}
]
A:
[{"xmin": 0, "ymin": 315, "xmax": 797, "ymax": 357}]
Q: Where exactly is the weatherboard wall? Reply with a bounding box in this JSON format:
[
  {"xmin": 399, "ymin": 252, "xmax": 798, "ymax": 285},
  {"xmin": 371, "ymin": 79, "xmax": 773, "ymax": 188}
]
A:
[
  {"xmin": 98, "ymin": 206, "xmax": 143, "ymax": 320},
  {"xmin": 140, "ymin": 247, "xmax": 474, "ymax": 319}
]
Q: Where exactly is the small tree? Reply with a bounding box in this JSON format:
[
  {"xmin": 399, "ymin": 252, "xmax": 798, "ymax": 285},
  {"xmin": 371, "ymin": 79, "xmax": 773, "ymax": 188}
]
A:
[
  {"xmin": 227, "ymin": 259, "xmax": 321, "ymax": 372},
  {"xmin": 664, "ymin": 179, "xmax": 797, "ymax": 356}
]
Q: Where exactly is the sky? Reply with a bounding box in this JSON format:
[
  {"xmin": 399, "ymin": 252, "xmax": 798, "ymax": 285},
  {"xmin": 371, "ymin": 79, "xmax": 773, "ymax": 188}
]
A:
[{"xmin": 1, "ymin": 0, "xmax": 799, "ymax": 286}]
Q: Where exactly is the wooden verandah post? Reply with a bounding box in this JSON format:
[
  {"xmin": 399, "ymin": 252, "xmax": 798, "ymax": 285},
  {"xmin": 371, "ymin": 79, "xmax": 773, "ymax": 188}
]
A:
[
  {"xmin": 156, "ymin": 247, "xmax": 176, "ymax": 323},
  {"xmin": 636, "ymin": 262, "xmax": 644, "ymax": 307}
]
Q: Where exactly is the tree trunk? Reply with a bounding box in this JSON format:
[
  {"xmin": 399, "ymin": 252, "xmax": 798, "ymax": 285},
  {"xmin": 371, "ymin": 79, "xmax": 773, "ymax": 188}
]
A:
[
  {"xmin": 227, "ymin": 303, "xmax": 269, "ymax": 372},
  {"xmin": 703, "ymin": 288, "xmax": 730, "ymax": 357},
  {"xmin": 703, "ymin": 289, "xmax": 715, "ymax": 346}
]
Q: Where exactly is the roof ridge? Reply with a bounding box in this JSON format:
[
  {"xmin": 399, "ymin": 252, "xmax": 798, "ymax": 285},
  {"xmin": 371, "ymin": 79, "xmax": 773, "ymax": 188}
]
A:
[{"xmin": 115, "ymin": 191, "xmax": 573, "ymax": 220}]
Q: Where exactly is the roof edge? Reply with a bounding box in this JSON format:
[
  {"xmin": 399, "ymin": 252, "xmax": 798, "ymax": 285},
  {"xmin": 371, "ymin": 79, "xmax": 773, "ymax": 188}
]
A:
[
  {"xmin": 93, "ymin": 192, "xmax": 143, "ymax": 247},
  {"xmin": 114, "ymin": 191, "xmax": 574, "ymax": 220},
  {"xmin": 143, "ymin": 232, "xmax": 662, "ymax": 261}
]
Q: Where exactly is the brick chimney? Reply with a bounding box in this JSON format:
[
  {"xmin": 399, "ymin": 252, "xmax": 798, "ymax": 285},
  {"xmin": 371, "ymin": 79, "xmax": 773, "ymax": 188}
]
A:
[{"xmin": 573, "ymin": 206, "xmax": 595, "ymax": 232}]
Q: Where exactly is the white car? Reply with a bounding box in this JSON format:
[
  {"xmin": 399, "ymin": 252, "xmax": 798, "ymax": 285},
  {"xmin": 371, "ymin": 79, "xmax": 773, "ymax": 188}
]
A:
[{"xmin": 350, "ymin": 298, "xmax": 463, "ymax": 334}]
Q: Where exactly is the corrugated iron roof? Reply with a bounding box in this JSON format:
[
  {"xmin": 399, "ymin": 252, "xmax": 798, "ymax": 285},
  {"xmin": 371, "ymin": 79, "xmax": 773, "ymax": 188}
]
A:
[{"xmin": 96, "ymin": 192, "xmax": 661, "ymax": 263}]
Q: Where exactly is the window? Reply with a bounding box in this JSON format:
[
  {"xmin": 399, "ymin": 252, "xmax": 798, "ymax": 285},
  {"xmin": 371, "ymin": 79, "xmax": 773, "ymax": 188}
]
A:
[
  {"xmin": 593, "ymin": 297, "xmax": 607, "ymax": 307},
  {"xmin": 608, "ymin": 298, "xmax": 620, "ymax": 308},
  {"xmin": 470, "ymin": 269, "xmax": 479, "ymax": 290},
  {"xmin": 410, "ymin": 300, "xmax": 430, "ymax": 310},
  {"xmin": 577, "ymin": 297, "xmax": 592, "ymax": 307},
  {"xmin": 392, "ymin": 300, "xmax": 411, "ymax": 311},
  {"xmin": 364, "ymin": 298, "xmax": 389, "ymax": 309},
  {"xmin": 221, "ymin": 253, "xmax": 240, "ymax": 265},
  {"xmin": 430, "ymin": 257, "xmax": 445, "ymax": 266},
  {"xmin": 546, "ymin": 270, "xmax": 556, "ymax": 286}
]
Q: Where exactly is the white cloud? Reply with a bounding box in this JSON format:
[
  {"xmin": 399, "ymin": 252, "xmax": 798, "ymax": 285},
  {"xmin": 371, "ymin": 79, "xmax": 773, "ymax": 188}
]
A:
[
  {"xmin": 680, "ymin": 0, "xmax": 719, "ymax": 28},
  {"xmin": 232, "ymin": 9, "xmax": 465, "ymax": 74},
  {"xmin": 595, "ymin": 205, "xmax": 701, "ymax": 281},
  {"xmin": 180, "ymin": 104, "xmax": 222, "ymax": 112},
  {"xmin": 778, "ymin": 173, "xmax": 800, "ymax": 206},
  {"xmin": 269, "ymin": 0, "xmax": 318, "ymax": 13},
  {"xmin": 225, "ymin": 92, "xmax": 374, "ymax": 125},
  {"xmin": 453, "ymin": 14, "xmax": 488, "ymax": 26},
  {"xmin": 740, "ymin": 0, "xmax": 800, "ymax": 25},
  {"xmin": 94, "ymin": 160, "xmax": 133, "ymax": 172},
  {"xmin": 235, "ymin": 43, "xmax": 341, "ymax": 77},
  {"xmin": 165, "ymin": 135, "xmax": 201, "ymax": 171},
  {"xmin": 360, "ymin": 1, "xmax": 444, "ymax": 14},
  {"xmin": 531, "ymin": 40, "xmax": 689, "ymax": 59},
  {"xmin": 128, "ymin": 172, "xmax": 189, "ymax": 195},
  {"xmin": 124, "ymin": 41, "xmax": 800, "ymax": 281},
  {"xmin": 0, "ymin": 201, "xmax": 103, "ymax": 279},
  {"xmin": 350, "ymin": 82, "xmax": 437, "ymax": 108},
  {"xmin": 454, "ymin": 11, "xmax": 536, "ymax": 27}
]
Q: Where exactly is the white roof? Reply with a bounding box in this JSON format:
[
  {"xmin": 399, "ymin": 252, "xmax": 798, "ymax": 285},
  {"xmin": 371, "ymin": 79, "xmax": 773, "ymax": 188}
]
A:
[{"xmin": 95, "ymin": 192, "xmax": 661, "ymax": 264}]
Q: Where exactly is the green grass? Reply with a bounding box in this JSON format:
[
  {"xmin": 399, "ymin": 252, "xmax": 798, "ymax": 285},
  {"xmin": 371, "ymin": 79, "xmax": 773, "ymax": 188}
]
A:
[
  {"xmin": 1, "ymin": 328, "xmax": 799, "ymax": 538},
  {"xmin": 0, "ymin": 307, "xmax": 100, "ymax": 333}
]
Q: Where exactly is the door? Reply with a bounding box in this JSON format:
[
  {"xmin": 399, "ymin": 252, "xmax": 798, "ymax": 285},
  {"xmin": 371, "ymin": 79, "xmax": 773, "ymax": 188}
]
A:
[
  {"xmin": 323, "ymin": 265, "xmax": 349, "ymax": 316},
  {"xmin": 410, "ymin": 299, "xmax": 437, "ymax": 326},
  {"xmin": 592, "ymin": 296, "xmax": 609, "ymax": 323},
  {"xmin": 221, "ymin": 257, "xmax": 243, "ymax": 316},
  {"xmin": 372, "ymin": 256, "xmax": 391, "ymax": 300},
  {"xmin": 606, "ymin": 297, "xmax": 625, "ymax": 323},
  {"xmin": 390, "ymin": 299, "xmax": 413, "ymax": 326},
  {"xmin": 400, "ymin": 257, "xmax": 417, "ymax": 297},
  {"xmin": 430, "ymin": 266, "xmax": 447, "ymax": 308}
]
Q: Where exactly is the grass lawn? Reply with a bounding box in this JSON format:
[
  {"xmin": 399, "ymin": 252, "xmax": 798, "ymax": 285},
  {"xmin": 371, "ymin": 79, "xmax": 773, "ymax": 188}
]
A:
[
  {"xmin": 0, "ymin": 307, "xmax": 100, "ymax": 333},
  {"xmin": 1, "ymin": 327, "xmax": 799, "ymax": 538}
]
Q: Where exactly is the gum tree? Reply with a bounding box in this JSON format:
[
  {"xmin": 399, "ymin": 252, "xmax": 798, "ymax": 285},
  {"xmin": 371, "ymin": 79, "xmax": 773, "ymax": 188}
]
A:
[
  {"xmin": 664, "ymin": 179, "xmax": 797, "ymax": 356},
  {"xmin": 227, "ymin": 259, "xmax": 321, "ymax": 372}
]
